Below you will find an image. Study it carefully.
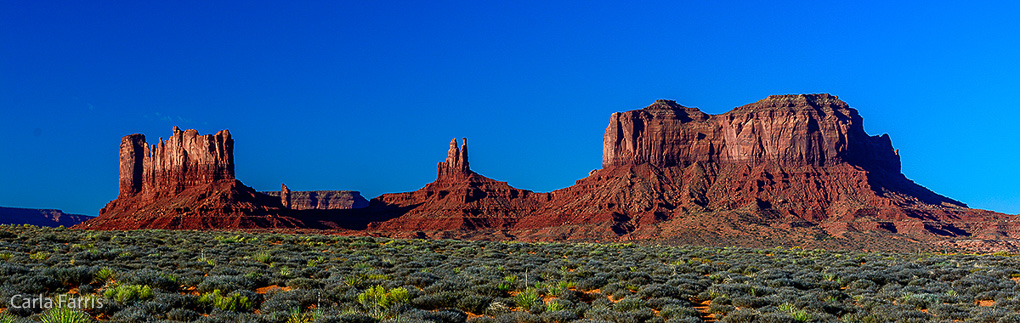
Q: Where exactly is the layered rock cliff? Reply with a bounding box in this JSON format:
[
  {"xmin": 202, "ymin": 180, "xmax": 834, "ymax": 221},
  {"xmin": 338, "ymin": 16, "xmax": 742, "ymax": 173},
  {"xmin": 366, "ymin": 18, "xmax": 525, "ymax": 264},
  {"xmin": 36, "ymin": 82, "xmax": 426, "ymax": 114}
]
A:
[
  {"xmin": 603, "ymin": 95, "xmax": 901, "ymax": 172},
  {"xmin": 119, "ymin": 126, "xmax": 234, "ymax": 198}
]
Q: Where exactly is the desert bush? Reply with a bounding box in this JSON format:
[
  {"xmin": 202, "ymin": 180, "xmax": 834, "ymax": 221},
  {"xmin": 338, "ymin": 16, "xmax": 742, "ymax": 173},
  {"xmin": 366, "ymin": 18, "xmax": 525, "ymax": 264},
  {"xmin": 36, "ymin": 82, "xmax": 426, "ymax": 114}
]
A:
[
  {"xmin": 103, "ymin": 284, "xmax": 152, "ymax": 303},
  {"xmin": 198, "ymin": 289, "xmax": 255, "ymax": 312},
  {"xmin": 197, "ymin": 275, "xmax": 256, "ymax": 293},
  {"xmin": 357, "ymin": 285, "xmax": 409, "ymax": 318}
]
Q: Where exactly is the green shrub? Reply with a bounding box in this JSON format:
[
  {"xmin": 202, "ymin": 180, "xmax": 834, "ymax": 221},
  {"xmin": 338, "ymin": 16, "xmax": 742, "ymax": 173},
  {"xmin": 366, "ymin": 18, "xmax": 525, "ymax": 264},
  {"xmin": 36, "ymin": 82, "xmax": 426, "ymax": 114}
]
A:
[
  {"xmin": 514, "ymin": 288, "xmax": 540, "ymax": 309},
  {"xmin": 356, "ymin": 285, "xmax": 409, "ymax": 318},
  {"xmin": 198, "ymin": 289, "xmax": 254, "ymax": 312},
  {"xmin": 103, "ymin": 284, "xmax": 153, "ymax": 303},
  {"xmin": 92, "ymin": 267, "xmax": 114, "ymax": 283}
]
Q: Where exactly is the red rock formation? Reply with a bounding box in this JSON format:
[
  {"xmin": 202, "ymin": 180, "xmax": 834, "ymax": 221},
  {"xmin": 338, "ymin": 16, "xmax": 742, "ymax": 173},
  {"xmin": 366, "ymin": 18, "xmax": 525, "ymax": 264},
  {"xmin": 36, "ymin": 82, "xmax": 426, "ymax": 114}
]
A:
[
  {"xmin": 369, "ymin": 138, "xmax": 550, "ymax": 232},
  {"xmin": 603, "ymin": 95, "xmax": 900, "ymax": 172},
  {"xmin": 262, "ymin": 188, "xmax": 369, "ymax": 210},
  {"xmin": 369, "ymin": 95, "xmax": 1014, "ymax": 249},
  {"xmin": 437, "ymin": 138, "xmax": 470, "ymax": 180},
  {"xmin": 513, "ymin": 94, "xmax": 1005, "ymax": 243},
  {"xmin": 280, "ymin": 184, "xmax": 292, "ymax": 209},
  {"xmin": 76, "ymin": 127, "xmax": 298, "ymax": 230},
  {"xmin": 74, "ymin": 97, "xmax": 1017, "ymax": 251},
  {"xmin": 119, "ymin": 126, "xmax": 234, "ymax": 198}
]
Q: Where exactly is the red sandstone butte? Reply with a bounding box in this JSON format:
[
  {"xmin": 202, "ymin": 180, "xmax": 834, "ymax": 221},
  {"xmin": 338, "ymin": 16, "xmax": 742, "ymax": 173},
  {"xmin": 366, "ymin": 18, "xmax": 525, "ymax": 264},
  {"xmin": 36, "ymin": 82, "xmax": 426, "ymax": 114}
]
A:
[
  {"xmin": 75, "ymin": 127, "xmax": 300, "ymax": 230},
  {"xmin": 512, "ymin": 95, "xmax": 1014, "ymax": 243},
  {"xmin": 367, "ymin": 138, "xmax": 550, "ymax": 232}
]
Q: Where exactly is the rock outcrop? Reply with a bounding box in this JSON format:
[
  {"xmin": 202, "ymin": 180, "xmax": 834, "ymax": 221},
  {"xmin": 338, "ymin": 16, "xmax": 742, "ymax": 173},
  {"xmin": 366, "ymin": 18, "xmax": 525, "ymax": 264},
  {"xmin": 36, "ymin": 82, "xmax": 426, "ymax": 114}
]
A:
[
  {"xmin": 437, "ymin": 138, "xmax": 471, "ymax": 180},
  {"xmin": 603, "ymin": 95, "xmax": 901, "ymax": 172},
  {"xmin": 75, "ymin": 97, "xmax": 1018, "ymax": 251},
  {"xmin": 262, "ymin": 187, "xmax": 369, "ymax": 210},
  {"xmin": 76, "ymin": 127, "xmax": 300, "ymax": 230},
  {"xmin": 280, "ymin": 184, "xmax": 291, "ymax": 209},
  {"xmin": 369, "ymin": 138, "xmax": 550, "ymax": 232},
  {"xmin": 512, "ymin": 94, "xmax": 1004, "ymax": 244},
  {"xmin": 0, "ymin": 207, "xmax": 93, "ymax": 227},
  {"xmin": 118, "ymin": 126, "xmax": 234, "ymax": 198},
  {"xmin": 369, "ymin": 95, "xmax": 1015, "ymax": 250}
]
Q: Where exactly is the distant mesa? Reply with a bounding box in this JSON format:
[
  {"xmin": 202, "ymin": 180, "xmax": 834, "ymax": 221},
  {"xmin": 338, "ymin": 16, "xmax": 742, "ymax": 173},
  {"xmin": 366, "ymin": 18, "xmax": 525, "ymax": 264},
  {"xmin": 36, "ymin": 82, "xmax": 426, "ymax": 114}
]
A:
[
  {"xmin": 261, "ymin": 184, "xmax": 369, "ymax": 210},
  {"xmin": 0, "ymin": 207, "xmax": 93, "ymax": 227},
  {"xmin": 75, "ymin": 94, "xmax": 1019, "ymax": 251}
]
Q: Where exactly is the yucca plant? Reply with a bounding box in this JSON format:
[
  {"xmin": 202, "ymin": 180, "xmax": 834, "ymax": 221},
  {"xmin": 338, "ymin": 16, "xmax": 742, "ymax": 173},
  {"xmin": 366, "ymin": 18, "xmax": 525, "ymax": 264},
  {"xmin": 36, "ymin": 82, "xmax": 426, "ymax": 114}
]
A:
[
  {"xmin": 39, "ymin": 307, "xmax": 95, "ymax": 323},
  {"xmin": 514, "ymin": 288, "xmax": 540, "ymax": 309}
]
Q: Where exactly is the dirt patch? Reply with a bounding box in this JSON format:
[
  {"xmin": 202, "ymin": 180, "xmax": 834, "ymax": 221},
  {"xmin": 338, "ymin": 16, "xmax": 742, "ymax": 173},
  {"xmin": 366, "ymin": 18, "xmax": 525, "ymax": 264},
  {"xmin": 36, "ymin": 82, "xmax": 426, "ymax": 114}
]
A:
[
  {"xmin": 977, "ymin": 299, "xmax": 995, "ymax": 307},
  {"xmin": 255, "ymin": 285, "xmax": 292, "ymax": 294},
  {"xmin": 693, "ymin": 300, "xmax": 717, "ymax": 322}
]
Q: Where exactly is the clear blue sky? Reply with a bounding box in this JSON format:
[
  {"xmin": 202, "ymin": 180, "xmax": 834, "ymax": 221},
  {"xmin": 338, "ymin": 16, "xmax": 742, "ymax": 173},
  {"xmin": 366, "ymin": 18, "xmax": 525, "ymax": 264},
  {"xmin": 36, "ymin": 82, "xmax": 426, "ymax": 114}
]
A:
[{"xmin": 1, "ymin": 1, "xmax": 1018, "ymax": 216}]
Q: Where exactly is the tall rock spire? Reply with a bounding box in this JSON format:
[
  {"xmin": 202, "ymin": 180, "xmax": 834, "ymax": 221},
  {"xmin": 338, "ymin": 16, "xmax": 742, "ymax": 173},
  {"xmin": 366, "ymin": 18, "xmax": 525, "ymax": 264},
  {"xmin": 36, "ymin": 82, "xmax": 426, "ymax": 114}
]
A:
[
  {"xmin": 280, "ymin": 183, "xmax": 291, "ymax": 209},
  {"xmin": 437, "ymin": 138, "xmax": 471, "ymax": 180}
]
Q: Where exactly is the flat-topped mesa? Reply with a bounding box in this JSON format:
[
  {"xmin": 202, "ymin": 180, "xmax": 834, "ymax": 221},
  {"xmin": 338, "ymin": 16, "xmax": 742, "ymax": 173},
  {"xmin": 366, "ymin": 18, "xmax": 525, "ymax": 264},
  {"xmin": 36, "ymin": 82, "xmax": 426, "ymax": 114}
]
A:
[
  {"xmin": 436, "ymin": 138, "xmax": 471, "ymax": 180},
  {"xmin": 603, "ymin": 94, "xmax": 901, "ymax": 172},
  {"xmin": 118, "ymin": 126, "xmax": 234, "ymax": 198}
]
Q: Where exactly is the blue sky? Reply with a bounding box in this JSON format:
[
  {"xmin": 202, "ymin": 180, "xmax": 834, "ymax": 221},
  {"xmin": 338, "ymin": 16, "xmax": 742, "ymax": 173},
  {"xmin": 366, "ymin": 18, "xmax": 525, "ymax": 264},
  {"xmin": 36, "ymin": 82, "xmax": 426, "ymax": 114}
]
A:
[{"xmin": 1, "ymin": 1, "xmax": 1018, "ymax": 216}]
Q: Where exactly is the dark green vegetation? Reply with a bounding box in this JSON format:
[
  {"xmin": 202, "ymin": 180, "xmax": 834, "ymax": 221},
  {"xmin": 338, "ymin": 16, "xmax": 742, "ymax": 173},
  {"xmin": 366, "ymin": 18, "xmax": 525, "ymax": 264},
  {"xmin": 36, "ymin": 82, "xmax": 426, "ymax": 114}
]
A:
[{"xmin": 2, "ymin": 226, "xmax": 1020, "ymax": 322}]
